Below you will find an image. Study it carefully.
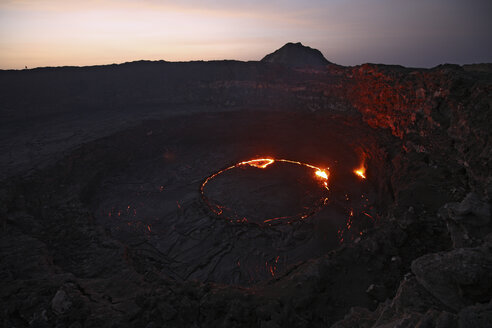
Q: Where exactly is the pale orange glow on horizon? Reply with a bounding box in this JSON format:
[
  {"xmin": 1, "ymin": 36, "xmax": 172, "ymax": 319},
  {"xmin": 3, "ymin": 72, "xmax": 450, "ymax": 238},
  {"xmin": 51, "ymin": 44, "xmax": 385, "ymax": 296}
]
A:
[
  {"xmin": 1, "ymin": 0, "xmax": 490, "ymax": 69},
  {"xmin": 0, "ymin": 0, "xmax": 318, "ymax": 69}
]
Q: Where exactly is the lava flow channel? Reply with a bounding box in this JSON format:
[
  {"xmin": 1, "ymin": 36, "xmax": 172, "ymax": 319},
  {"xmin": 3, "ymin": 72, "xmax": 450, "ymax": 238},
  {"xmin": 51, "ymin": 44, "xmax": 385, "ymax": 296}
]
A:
[{"xmin": 200, "ymin": 158, "xmax": 330, "ymax": 225}]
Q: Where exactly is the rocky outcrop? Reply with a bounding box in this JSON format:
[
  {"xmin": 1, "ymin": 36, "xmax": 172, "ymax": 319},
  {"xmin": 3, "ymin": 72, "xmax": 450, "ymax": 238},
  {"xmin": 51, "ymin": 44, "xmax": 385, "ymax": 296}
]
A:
[
  {"xmin": 440, "ymin": 192, "xmax": 491, "ymax": 248},
  {"xmin": 333, "ymin": 191, "xmax": 492, "ymax": 328},
  {"xmin": 411, "ymin": 245, "xmax": 492, "ymax": 311}
]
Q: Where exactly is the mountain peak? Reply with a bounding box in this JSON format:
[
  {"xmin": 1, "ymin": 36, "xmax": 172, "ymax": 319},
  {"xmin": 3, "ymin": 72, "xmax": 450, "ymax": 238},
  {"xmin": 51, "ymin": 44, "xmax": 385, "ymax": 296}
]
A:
[{"xmin": 261, "ymin": 42, "xmax": 331, "ymax": 67}]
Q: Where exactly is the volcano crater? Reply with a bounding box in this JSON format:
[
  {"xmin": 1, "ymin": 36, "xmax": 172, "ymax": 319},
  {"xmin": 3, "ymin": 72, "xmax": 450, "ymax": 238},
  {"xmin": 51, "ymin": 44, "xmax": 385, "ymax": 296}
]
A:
[{"xmin": 62, "ymin": 111, "xmax": 390, "ymax": 286}]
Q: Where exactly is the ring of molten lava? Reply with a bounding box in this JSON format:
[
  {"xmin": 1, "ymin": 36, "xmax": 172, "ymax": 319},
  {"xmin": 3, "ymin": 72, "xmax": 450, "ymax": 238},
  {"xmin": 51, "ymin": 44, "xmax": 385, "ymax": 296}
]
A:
[{"xmin": 200, "ymin": 158, "xmax": 330, "ymax": 225}]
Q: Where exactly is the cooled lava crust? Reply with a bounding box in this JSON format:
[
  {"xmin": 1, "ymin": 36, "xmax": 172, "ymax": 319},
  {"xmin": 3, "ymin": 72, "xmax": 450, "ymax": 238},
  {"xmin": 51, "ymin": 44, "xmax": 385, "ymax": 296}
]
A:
[
  {"xmin": 84, "ymin": 112, "xmax": 382, "ymax": 285},
  {"xmin": 200, "ymin": 158, "xmax": 330, "ymax": 225},
  {"xmin": 1, "ymin": 52, "xmax": 490, "ymax": 327}
]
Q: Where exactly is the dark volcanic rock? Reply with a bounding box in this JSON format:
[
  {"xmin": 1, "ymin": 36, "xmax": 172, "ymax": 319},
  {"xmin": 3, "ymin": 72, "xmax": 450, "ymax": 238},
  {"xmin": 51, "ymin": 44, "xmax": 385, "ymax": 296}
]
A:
[
  {"xmin": 333, "ymin": 275, "xmax": 459, "ymax": 327},
  {"xmin": 440, "ymin": 192, "xmax": 491, "ymax": 248},
  {"xmin": 51, "ymin": 289, "xmax": 72, "ymax": 315},
  {"xmin": 411, "ymin": 245, "xmax": 492, "ymax": 311},
  {"xmin": 0, "ymin": 44, "xmax": 491, "ymax": 327},
  {"xmin": 261, "ymin": 42, "xmax": 331, "ymax": 67},
  {"xmin": 458, "ymin": 299, "xmax": 492, "ymax": 328}
]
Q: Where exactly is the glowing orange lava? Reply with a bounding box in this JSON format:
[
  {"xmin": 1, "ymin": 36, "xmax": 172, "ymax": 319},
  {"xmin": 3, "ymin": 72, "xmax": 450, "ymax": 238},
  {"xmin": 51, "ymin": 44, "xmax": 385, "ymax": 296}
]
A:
[
  {"xmin": 315, "ymin": 169, "xmax": 328, "ymax": 180},
  {"xmin": 239, "ymin": 158, "xmax": 275, "ymax": 169},
  {"xmin": 354, "ymin": 152, "xmax": 367, "ymax": 179},
  {"xmin": 354, "ymin": 167, "xmax": 366, "ymax": 179},
  {"xmin": 201, "ymin": 158, "xmax": 330, "ymax": 194},
  {"xmin": 200, "ymin": 157, "xmax": 330, "ymax": 224}
]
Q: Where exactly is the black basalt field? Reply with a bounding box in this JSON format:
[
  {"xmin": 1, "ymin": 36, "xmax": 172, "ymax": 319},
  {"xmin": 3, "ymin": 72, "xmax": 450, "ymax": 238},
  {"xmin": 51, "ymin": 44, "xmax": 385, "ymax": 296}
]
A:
[{"xmin": 0, "ymin": 44, "xmax": 491, "ymax": 327}]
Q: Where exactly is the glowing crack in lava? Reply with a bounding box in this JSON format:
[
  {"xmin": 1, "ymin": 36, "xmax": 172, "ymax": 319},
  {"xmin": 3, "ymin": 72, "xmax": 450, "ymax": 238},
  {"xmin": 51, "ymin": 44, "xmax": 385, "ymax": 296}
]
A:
[{"xmin": 200, "ymin": 158, "xmax": 330, "ymax": 225}]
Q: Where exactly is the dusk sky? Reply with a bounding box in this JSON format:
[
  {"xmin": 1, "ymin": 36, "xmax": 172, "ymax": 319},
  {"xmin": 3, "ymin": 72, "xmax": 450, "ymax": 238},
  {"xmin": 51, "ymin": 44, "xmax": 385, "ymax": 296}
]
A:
[{"xmin": 1, "ymin": 0, "xmax": 491, "ymax": 69}]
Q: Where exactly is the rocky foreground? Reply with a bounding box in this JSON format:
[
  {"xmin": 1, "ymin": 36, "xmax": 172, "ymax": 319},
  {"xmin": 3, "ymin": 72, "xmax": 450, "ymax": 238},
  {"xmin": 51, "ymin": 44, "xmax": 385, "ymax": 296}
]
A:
[{"xmin": 0, "ymin": 43, "xmax": 491, "ymax": 327}]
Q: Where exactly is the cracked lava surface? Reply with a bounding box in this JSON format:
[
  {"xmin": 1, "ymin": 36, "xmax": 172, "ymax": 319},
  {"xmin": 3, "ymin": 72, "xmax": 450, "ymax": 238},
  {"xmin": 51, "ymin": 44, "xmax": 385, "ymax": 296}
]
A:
[{"xmin": 89, "ymin": 112, "xmax": 381, "ymax": 285}]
